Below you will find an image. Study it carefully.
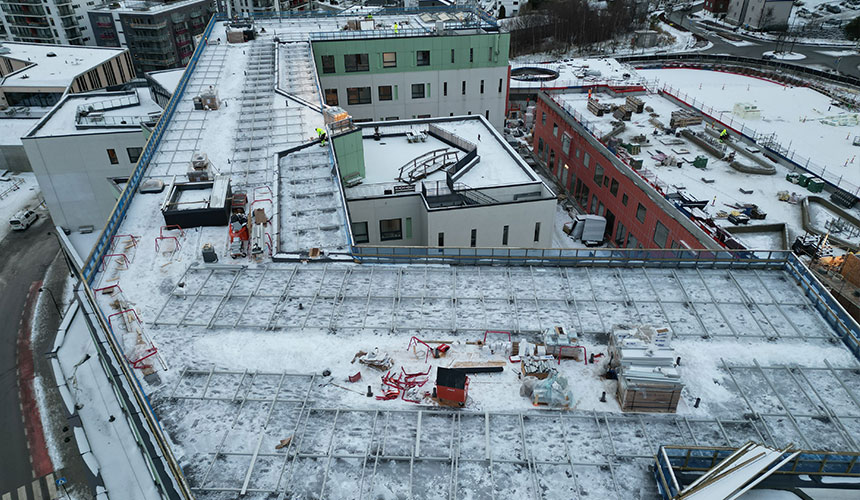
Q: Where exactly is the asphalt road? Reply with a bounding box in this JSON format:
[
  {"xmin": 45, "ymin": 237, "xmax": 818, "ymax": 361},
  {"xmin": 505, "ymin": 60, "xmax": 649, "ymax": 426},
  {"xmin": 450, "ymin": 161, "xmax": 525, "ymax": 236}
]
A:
[
  {"xmin": 666, "ymin": 8, "xmax": 860, "ymax": 79},
  {"xmin": 0, "ymin": 215, "xmax": 59, "ymax": 493}
]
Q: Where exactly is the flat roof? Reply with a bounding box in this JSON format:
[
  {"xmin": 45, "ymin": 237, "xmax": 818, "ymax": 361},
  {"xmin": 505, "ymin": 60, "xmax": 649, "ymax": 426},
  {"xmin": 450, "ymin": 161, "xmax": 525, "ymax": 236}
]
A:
[
  {"xmin": 146, "ymin": 68, "xmax": 185, "ymax": 94},
  {"xmin": 64, "ymin": 14, "xmax": 860, "ymax": 499},
  {"xmin": 555, "ymin": 88, "xmax": 860, "ymax": 251},
  {"xmin": 354, "ymin": 117, "xmax": 537, "ymax": 193},
  {"xmin": 0, "ymin": 117, "xmax": 39, "ymax": 146},
  {"xmin": 25, "ymin": 89, "xmax": 161, "ymax": 138},
  {"xmin": 509, "ymin": 57, "xmax": 647, "ymax": 90},
  {"xmin": 0, "ymin": 42, "xmax": 126, "ymax": 89}
]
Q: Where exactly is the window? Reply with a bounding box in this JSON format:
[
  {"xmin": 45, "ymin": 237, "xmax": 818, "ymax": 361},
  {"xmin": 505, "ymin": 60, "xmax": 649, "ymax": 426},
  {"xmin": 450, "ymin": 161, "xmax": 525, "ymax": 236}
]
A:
[
  {"xmin": 622, "ymin": 193, "xmax": 629, "ymax": 206},
  {"xmin": 593, "ymin": 164, "xmax": 604, "ymax": 185},
  {"xmin": 615, "ymin": 222, "xmax": 627, "ymax": 246},
  {"xmin": 583, "ymin": 152, "xmax": 590, "ymax": 168},
  {"xmin": 628, "ymin": 233, "xmax": 640, "ymax": 249},
  {"xmin": 469, "ymin": 47, "xmax": 474, "ymax": 62},
  {"xmin": 610, "ymin": 178, "xmax": 619, "ymax": 196},
  {"xmin": 352, "ymin": 222, "xmax": 369, "ymax": 243},
  {"xmin": 553, "ymin": 123, "xmax": 558, "ymax": 137},
  {"xmin": 324, "ymin": 88, "xmax": 338, "ymax": 106},
  {"xmin": 107, "ymin": 149, "xmax": 118, "ymax": 165},
  {"xmin": 489, "ymin": 46, "xmax": 493, "ymax": 61},
  {"xmin": 561, "ymin": 133, "xmax": 571, "ymax": 155},
  {"xmin": 533, "ymin": 222, "xmax": 541, "ymax": 243},
  {"xmin": 549, "ymin": 150, "xmax": 555, "ymax": 170},
  {"xmin": 347, "ymin": 87, "xmax": 371, "ymax": 105},
  {"xmin": 405, "ymin": 217, "xmax": 412, "ymax": 239},
  {"xmin": 541, "ymin": 112, "xmax": 546, "ymax": 125},
  {"xmin": 451, "ymin": 48, "xmax": 455, "ymax": 63},
  {"xmin": 653, "ymin": 220, "xmax": 670, "ymax": 248},
  {"xmin": 538, "ymin": 138, "xmax": 544, "ymax": 153},
  {"xmin": 411, "ymin": 83, "xmax": 425, "ymax": 99},
  {"xmin": 498, "ymin": 78, "xmax": 503, "ymax": 93},
  {"xmin": 378, "ymin": 85, "xmax": 392, "ymax": 101},
  {"xmin": 636, "ymin": 203, "xmax": 647, "ymax": 223},
  {"xmin": 502, "ymin": 225, "xmax": 509, "ymax": 246},
  {"xmin": 380, "ymin": 218, "xmax": 402, "ymax": 240},
  {"xmin": 485, "ymin": 110, "xmax": 489, "ymax": 120},
  {"xmin": 344, "ymin": 53, "xmax": 369, "ymax": 72},
  {"xmin": 470, "ymin": 229, "xmax": 477, "ymax": 247},
  {"xmin": 321, "ymin": 55, "xmax": 335, "ymax": 74},
  {"xmin": 590, "ymin": 195, "xmax": 599, "ymax": 214},
  {"xmin": 382, "ymin": 52, "xmax": 396, "ymax": 68},
  {"xmin": 461, "ymin": 81, "xmax": 466, "ymax": 95},
  {"xmin": 480, "ymin": 80, "xmax": 484, "ymax": 94},
  {"xmin": 126, "ymin": 147, "xmax": 142, "ymax": 163},
  {"xmin": 417, "ymin": 50, "xmax": 430, "ymax": 66},
  {"xmin": 438, "ymin": 232, "xmax": 445, "ymax": 246},
  {"xmin": 443, "ymin": 82, "xmax": 448, "ymax": 96}
]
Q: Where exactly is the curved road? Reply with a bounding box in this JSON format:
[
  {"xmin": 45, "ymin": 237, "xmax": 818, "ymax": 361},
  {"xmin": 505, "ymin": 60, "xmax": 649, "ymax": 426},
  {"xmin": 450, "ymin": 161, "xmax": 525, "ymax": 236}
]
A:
[{"xmin": 667, "ymin": 7, "xmax": 860, "ymax": 79}]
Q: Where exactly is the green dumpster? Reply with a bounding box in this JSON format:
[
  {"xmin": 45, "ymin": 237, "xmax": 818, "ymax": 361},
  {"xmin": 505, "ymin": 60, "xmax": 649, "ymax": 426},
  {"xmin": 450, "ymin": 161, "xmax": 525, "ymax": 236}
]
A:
[
  {"xmin": 798, "ymin": 173, "xmax": 814, "ymax": 187},
  {"xmin": 785, "ymin": 172, "xmax": 801, "ymax": 184},
  {"xmin": 693, "ymin": 156, "xmax": 708, "ymax": 169},
  {"xmin": 807, "ymin": 177, "xmax": 825, "ymax": 193}
]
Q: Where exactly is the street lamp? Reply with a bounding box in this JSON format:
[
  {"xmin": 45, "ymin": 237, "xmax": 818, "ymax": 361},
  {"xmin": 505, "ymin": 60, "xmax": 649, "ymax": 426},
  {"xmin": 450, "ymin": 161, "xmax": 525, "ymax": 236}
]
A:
[{"xmin": 39, "ymin": 286, "xmax": 61, "ymax": 316}]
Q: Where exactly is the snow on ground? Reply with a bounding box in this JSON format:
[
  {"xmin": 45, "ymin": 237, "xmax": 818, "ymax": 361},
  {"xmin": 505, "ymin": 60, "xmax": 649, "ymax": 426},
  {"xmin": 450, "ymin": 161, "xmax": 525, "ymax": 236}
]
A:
[
  {"xmin": 0, "ymin": 172, "xmax": 40, "ymax": 242},
  {"xmin": 817, "ymin": 49, "xmax": 859, "ymax": 57},
  {"xmin": 638, "ymin": 67, "xmax": 860, "ymax": 191}
]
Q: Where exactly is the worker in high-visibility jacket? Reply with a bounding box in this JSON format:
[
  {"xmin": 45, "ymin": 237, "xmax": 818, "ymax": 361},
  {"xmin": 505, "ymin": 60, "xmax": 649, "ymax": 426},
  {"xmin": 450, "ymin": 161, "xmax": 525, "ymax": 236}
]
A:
[
  {"xmin": 316, "ymin": 127, "xmax": 327, "ymax": 146},
  {"xmin": 393, "ymin": 23, "xmax": 399, "ymax": 34},
  {"xmin": 720, "ymin": 128, "xmax": 728, "ymax": 142}
]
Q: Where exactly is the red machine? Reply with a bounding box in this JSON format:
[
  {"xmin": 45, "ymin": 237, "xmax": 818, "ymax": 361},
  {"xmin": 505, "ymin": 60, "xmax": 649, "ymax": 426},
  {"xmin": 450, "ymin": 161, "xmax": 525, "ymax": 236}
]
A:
[{"xmin": 436, "ymin": 367, "xmax": 469, "ymax": 406}]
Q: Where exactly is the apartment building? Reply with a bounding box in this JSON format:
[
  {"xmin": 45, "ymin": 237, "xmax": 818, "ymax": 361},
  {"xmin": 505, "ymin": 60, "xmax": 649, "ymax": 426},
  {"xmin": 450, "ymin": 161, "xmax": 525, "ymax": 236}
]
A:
[
  {"xmin": 21, "ymin": 88, "xmax": 161, "ymax": 230},
  {"xmin": 0, "ymin": 0, "xmax": 95, "ymax": 45},
  {"xmin": 312, "ymin": 23, "xmax": 510, "ymax": 129},
  {"xmin": 0, "ymin": 41, "xmax": 135, "ymax": 108},
  {"xmin": 726, "ymin": 0, "xmax": 793, "ymax": 30},
  {"xmin": 88, "ymin": 0, "xmax": 215, "ymax": 73},
  {"xmin": 336, "ymin": 116, "xmax": 555, "ymax": 248}
]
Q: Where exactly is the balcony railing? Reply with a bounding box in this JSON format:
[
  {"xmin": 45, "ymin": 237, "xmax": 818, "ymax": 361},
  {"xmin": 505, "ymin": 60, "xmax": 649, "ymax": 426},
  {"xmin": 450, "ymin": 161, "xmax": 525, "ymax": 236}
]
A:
[
  {"xmin": 6, "ymin": 16, "xmax": 49, "ymax": 28},
  {"xmin": 129, "ymin": 20, "xmax": 167, "ymax": 30}
]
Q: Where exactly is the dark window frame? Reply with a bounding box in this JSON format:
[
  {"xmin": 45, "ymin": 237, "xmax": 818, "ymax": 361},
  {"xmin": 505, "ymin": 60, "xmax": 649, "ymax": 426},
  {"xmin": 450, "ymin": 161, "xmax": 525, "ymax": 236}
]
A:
[
  {"xmin": 416, "ymin": 50, "xmax": 430, "ymax": 66},
  {"xmin": 352, "ymin": 221, "xmax": 369, "ymax": 244},
  {"xmin": 344, "ymin": 53, "xmax": 369, "ymax": 72},
  {"xmin": 380, "ymin": 218, "xmax": 403, "ymax": 241},
  {"xmin": 346, "ymin": 86, "xmax": 372, "ymax": 105},
  {"xmin": 321, "ymin": 54, "xmax": 335, "ymax": 73},
  {"xmin": 378, "ymin": 85, "xmax": 393, "ymax": 101}
]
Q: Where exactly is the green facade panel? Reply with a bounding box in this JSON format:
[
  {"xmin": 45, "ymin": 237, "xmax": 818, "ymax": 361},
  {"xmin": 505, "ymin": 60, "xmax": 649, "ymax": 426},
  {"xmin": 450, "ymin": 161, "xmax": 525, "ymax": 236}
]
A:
[
  {"xmin": 332, "ymin": 128, "xmax": 366, "ymax": 181},
  {"xmin": 311, "ymin": 33, "xmax": 510, "ymax": 77}
]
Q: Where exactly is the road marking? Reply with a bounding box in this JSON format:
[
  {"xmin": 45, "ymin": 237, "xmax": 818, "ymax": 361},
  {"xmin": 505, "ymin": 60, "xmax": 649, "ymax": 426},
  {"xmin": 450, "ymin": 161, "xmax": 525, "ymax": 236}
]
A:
[
  {"xmin": 31, "ymin": 478, "xmax": 42, "ymax": 499},
  {"xmin": 16, "ymin": 486, "xmax": 25, "ymax": 500},
  {"xmin": 45, "ymin": 474, "xmax": 57, "ymax": 499}
]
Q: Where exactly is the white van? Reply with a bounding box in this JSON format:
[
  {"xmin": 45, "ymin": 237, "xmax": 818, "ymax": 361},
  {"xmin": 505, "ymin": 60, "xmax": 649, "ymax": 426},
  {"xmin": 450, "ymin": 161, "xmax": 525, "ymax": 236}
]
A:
[{"xmin": 9, "ymin": 209, "xmax": 38, "ymax": 231}]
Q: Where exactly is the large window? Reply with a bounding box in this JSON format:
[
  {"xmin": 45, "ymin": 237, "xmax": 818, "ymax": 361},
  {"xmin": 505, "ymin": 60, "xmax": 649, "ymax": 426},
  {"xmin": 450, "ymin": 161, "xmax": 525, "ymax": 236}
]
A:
[
  {"xmin": 583, "ymin": 152, "xmax": 590, "ymax": 168},
  {"xmin": 561, "ymin": 133, "xmax": 571, "ymax": 155},
  {"xmin": 344, "ymin": 53, "xmax": 369, "ymax": 72},
  {"xmin": 347, "ymin": 87, "xmax": 372, "ymax": 105},
  {"xmin": 411, "ymin": 83, "xmax": 425, "ymax": 99},
  {"xmin": 380, "ymin": 218, "xmax": 402, "ymax": 241},
  {"xmin": 636, "ymin": 203, "xmax": 647, "ymax": 223},
  {"xmin": 321, "ymin": 55, "xmax": 335, "ymax": 74},
  {"xmin": 382, "ymin": 52, "xmax": 396, "ymax": 68},
  {"xmin": 324, "ymin": 88, "xmax": 338, "ymax": 106},
  {"xmin": 653, "ymin": 220, "xmax": 670, "ymax": 248},
  {"xmin": 417, "ymin": 50, "xmax": 430, "ymax": 66},
  {"xmin": 615, "ymin": 222, "xmax": 627, "ymax": 246},
  {"xmin": 5, "ymin": 92, "xmax": 62, "ymax": 108},
  {"xmin": 378, "ymin": 85, "xmax": 392, "ymax": 101},
  {"xmin": 352, "ymin": 221, "xmax": 369, "ymax": 243},
  {"xmin": 127, "ymin": 147, "xmax": 142, "ymax": 163}
]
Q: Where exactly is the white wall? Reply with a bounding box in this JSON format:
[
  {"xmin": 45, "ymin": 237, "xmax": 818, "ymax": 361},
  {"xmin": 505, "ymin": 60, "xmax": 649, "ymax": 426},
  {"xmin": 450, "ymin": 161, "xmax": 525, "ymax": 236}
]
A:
[
  {"xmin": 22, "ymin": 131, "xmax": 145, "ymax": 230},
  {"xmin": 319, "ymin": 66, "xmax": 509, "ymax": 130},
  {"xmin": 347, "ymin": 191, "xmax": 556, "ymax": 248}
]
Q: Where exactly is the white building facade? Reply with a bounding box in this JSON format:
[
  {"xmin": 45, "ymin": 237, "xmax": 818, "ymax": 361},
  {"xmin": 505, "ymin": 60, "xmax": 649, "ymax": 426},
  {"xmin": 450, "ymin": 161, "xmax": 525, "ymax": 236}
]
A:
[{"xmin": 726, "ymin": 0, "xmax": 793, "ymax": 30}]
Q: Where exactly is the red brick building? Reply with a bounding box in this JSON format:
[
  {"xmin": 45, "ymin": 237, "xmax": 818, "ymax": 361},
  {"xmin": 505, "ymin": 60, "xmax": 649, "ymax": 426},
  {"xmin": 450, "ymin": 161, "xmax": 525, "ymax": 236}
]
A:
[
  {"xmin": 704, "ymin": 0, "xmax": 730, "ymax": 14},
  {"xmin": 532, "ymin": 90, "xmax": 718, "ymax": 250}
]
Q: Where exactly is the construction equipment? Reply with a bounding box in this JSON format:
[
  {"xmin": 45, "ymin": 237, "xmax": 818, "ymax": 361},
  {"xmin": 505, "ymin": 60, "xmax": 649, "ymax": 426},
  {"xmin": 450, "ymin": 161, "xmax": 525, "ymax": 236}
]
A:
[
  {"xmin": 228, "ymin": 192, "xmax": 248, "ymax": 259},
  {"xmin": 435, "ymin": 367, "xmax": 469, "ymax": 406}
]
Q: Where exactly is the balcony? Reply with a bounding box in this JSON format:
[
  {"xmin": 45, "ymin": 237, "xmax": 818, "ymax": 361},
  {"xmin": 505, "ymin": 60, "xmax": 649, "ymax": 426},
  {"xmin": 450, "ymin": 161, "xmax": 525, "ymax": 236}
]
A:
[
  {"xmin": 96, "ymin": 21, "xmax": 113, "ymax": 28},
  {"xmin": 10, "ymin": 27, "xmax": 54, "ymax": 40},
  {"xmin": 129, "ymin": 20, "xmax": 167, "ymax": 30},
  {"xmin": 1, "ymin": 4, "xmax": 45, "ymax": 15},
  {"xmin": 2, "ymin": 0, "xmax": 43, "ymax": 5},
  {"xmin": 6, "ymin": 16, "xmax": 49, "ymax": 28}
]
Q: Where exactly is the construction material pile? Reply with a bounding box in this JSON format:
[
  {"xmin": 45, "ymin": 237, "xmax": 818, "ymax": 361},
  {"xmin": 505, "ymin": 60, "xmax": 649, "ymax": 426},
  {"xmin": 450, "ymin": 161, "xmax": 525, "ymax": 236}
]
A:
[
  {"xmin": 609, "ymin": 325, "xmax": 683, "ymax": 413},
  {"xmin": 542, "ymin": 326, "xmax": 582, "ymax": 360}
]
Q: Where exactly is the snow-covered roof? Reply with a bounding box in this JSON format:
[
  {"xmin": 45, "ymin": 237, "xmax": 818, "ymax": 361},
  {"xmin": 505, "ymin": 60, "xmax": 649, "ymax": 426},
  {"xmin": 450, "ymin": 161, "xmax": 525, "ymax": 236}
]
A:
[
  {"xmin": 510, "ymin": 57, "xmax": 647, "ymax": 90},
  {"xmin": 354, "ymin": 116, "xmax": 538, "ymax": 193},
  {"xmin": 0, "ymin": 117, "xmax": 39, "ymax": 146},
  {"xmin": 90, "ymin": 0, "xmax": 209, "ymax": 14},
  {"xmin": 25, "ymin": 89, "xmax": 161, "ymax": 138},
  {"xmin": 146, "ymin": 67, "xmax": 185, "ymax": 94},
  {"xmin": 0, "ymin": 42, "xmax": 127, "ymax": 89}
]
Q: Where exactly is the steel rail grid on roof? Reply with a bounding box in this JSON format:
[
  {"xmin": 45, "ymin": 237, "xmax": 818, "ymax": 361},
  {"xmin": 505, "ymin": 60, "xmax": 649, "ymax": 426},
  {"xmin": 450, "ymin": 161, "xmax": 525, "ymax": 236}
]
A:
[{"xmin": 151, "ymin": 265, "xmax": 828, "ymax": 341}]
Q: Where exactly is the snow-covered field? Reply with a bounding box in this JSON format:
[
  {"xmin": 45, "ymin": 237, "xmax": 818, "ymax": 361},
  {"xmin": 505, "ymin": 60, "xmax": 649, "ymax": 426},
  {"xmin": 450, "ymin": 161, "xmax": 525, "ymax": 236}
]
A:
[{"xmin": 638, "ymin": 68, "xmax": 860, "ymax": 191}]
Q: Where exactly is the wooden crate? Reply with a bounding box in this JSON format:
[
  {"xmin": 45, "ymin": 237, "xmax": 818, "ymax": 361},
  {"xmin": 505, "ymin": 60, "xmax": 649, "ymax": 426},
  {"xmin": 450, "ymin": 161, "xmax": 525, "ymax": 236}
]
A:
[{"xmin": 617, "ymin": 378, "xmax": 681, "ymax": 413}]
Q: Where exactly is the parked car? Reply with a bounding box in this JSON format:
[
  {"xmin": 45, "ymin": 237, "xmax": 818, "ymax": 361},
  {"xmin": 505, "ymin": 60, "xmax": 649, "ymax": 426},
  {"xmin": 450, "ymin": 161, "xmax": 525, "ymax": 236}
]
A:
[{"xmin": 9, "ymin": 209, "xmax": 38, "ymax": 231}]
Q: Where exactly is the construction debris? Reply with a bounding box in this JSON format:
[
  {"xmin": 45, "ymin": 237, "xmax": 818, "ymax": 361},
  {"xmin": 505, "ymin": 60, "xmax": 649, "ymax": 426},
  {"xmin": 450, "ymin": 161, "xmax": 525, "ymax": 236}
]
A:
[
  {"xmin": 357, "ymin": 348, "xmax": 393, "ymax": 371},
  {"xmin": 520, "ymin": 374, "xmax": 574, "ymax": 407}
]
